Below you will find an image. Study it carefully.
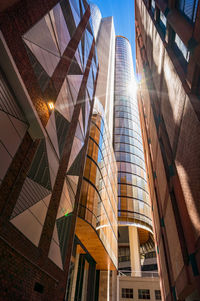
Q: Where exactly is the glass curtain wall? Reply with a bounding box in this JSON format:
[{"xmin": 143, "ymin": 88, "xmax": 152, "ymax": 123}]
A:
[
  {"xmin": 114, "ymin": 36, "xmax": 154, "ymax": 273},
  {"xmin": 114, "ymin": 36, "xmax": 152, "ymax": 232}
]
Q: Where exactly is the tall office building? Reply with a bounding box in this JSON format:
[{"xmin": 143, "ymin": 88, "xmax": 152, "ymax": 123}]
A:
[
  {"xmin": 0, "ymin": 1, "xmax": 118, "ymax": 300},
  {"xmin": 114, "ymin": 35, "xmax": 161, "ymax": 301},
  {"xmin": 135, "ymin": 0, "xmax": 200, "ymax": 300},
  {"xmin": 114, "ymin": 35, "xmax": 154, "ymax": 273}
]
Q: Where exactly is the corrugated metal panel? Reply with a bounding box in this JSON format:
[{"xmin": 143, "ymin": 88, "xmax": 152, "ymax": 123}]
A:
[
  {"xmin": 0, "ymin": 69, "xmax": 27, "ymax": 122},
  {"xmin": 11, "ymin": 177, "xmax": 51, "ymax": 218},
  {"xmin": 28, "ymin": 139, "xmax": 52, "ymax": 191}
]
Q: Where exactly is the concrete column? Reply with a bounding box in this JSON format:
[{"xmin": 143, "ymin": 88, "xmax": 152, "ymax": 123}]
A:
[
  {"xmin": 111, "ymin": 270, "xmax": 117, "ymax": 301},
  {"xmin": 129, "ymin": 226, "xmax": 141, "ymax": 276},
  {"xmin": 99, "ymin": 270, "xmax": 109, "ymax": 301},
  {"xmin": 70, "ymin": 252, "xmax": 80, "ymax": 301}
]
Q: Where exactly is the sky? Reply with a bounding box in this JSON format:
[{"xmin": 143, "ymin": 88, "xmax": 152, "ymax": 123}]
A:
[{"xmin": 92, "ymin": 0, "xmax": 136, "ymax": 73}]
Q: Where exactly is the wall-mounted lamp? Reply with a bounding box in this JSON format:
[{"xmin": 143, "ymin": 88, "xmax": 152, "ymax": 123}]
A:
[{"xmin": 48, "ymin": 102, "xmax": 55, "ymax": 110}]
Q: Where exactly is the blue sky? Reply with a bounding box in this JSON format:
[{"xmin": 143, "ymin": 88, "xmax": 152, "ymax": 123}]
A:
[{"xmin": 92, "ymin": 0, "xmax": 136, "ymax": 72}]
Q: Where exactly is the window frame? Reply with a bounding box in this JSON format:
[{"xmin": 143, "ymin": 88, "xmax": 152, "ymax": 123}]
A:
[
  {"xmin": 138, "ymin": 289, "xmax": 151, "ymax": 300},
  {"xmin": 158, "ymin": 9, "xmax": 167, "ymax": 37},
  {"xmin": 176, "ymin": 0, "xmax": 199, "ymax": 24},
  {"xmin": 155, "ymin": 290, "xmax": 161, "ymax": 300},
  {"xmin": 151, "ymin": 0, "xmax": 156, "ymax": 15},
  {"xmin": 172, "ymin": 31, "xmax": 190, "ymax": 71},
  {"xmin": 122, "ymin": 288, "xmax": 134, "ymax": 299}
]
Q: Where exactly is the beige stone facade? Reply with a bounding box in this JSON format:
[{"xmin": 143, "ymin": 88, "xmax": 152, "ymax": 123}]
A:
[{"xmin": 119, "ymin": 276, "xmax": 161, "ymax": 301}]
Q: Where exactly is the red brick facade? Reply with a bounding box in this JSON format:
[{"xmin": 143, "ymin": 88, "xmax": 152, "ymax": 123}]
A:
[
  {"xmin": 0, "ymin": 0, "xmax": 99, "ymax": 299},
  {"xmin": 135, "ymin": 0, "xmax": 200, "ymax": 300}
]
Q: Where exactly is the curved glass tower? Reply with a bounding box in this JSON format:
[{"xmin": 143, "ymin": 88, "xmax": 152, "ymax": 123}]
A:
[{"xmin": 114, "ymin": 36, "xmax": 153, "ymax": 273}]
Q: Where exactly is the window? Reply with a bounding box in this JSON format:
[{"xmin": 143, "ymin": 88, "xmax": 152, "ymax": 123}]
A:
[
  {"xmin": 34, "ymin": 282, "xmax": 44, "ymax": 293},
  {"xmin": 173, "ymin": 32, "xmax": 190, "ymax": 70},
  {"xmin": 122, "ymin": 288, "xmax": 133, "ymax": 299},
  {"xmin": 151, "ymin": 0, "xmax": 156, "ymax": 14},
  {"xmin": 176, "ymin": 0, "xmax": 198, "ymax": 23},
  {"xmin": 145, "ymin": 251, "xmax": 156, "ymax": 259},
  {"xmin": 155, "ymin": 290, "xmax": 161, "ymax": 300},
  {"xmin": 138, "ymin": 289, "xmax": 150, "ymax": 299},
  {"xmin": 159, "ymin": 10, "xmax": 167, "ymax": 35},
  {"xmin": 174, "ymin": 33, "xmax": 190, "ymax": 62}
]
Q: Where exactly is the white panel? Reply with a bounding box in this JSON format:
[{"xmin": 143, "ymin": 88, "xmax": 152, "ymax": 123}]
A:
[
  {"xmin": 24, "ymin": 40, "xmax": 59, "ymax": 76},
  {"xmin": 75, "ymin": 48, "xmax": 83, "ymax": 72},
  {"xmin": 84, "ymin": 97, "xmax": 90, "ymax": 135},
  {"xmin": 52, "ymin": 224, "xmax": 59, "ymax": 244},
  {"xmin": 51, "ymin": 4, "xmax": 71, "ymax": 55},
  {"xmin": 66, "ymin": 175, "xmax": 78, "ymax": 195},
  {"xmin": 75, "ymin": 122, "xmax": 84, "ymax": 142},
  {"xmin": 48, "ymin": 239, "xmax": 63, "ymax": 270},
  {"xmin": 29, "ymin": 195, "xmax": 51, "ymax": 226},
  {"xmin": 23, "ymin": 16, "xmax": 59, "ymax": 56},
  {"xmin": 78, "ymin": 109, "xmax": 84, "ymax": 139},
  {"xmin": 45, "ymin": 111, "xmax": 60, "ymax": 158},
  {"xmin": 11, "ymin": 209, "xmax": 42, "ymax": 246},
  {"xmin": 55, "ymin": 79, "xmax": 74, "ymax": 122},
  {"xmin": 57, "ymin": 181, "xmax": 73, "ymax": 219},
  {"xmin": 45, "ymin": 13, "xmax": 59, "ymax": 54},
  {"xmin": 67, "ymin": 136, "xmax": 84, "ymax": 172},
  {"xmin": 11, "ymin": 177, "xmax": 51, "ymax": 219},
  {"xmin": 67, "ymin": 75, "xmax": 83, "ymax": 104},
  {"xmin": 45, "ymin": 138, "xmax": 59, "ymax": 188}
]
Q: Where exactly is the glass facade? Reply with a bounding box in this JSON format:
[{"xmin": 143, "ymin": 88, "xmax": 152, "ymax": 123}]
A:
[
  {"xmin": 79, "ymin": 98, "xmax": 118, "ymax": 268},
  {"xmin": 114, "ymin": 36, "xmax": 152, "ymax": 232}
]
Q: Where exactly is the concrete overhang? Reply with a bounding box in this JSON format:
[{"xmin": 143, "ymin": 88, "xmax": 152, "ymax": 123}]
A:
[{"xmin": 75, "ymin": 217, "xmax": 117, "ymax": 270}]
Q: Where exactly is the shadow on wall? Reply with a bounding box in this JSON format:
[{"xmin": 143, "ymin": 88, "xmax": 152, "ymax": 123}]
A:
[{"xmin": 136, "ymin": 2, "xmax": 200, "ymax": 249}]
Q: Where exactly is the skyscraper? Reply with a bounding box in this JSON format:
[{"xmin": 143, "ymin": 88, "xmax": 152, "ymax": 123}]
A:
[
  {"xmin": 114, "ymin": 35, "xmax": 161, "ymax": 301},
  {"xmin": 135, "ymin": 0, "xmax": 200, "ymax": 300},
  {"xmin": 114, "ymin": 35, "xmax": 153, "ymax": 274}
]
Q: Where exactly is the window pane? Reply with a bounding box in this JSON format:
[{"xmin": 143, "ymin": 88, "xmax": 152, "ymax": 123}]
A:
[{"xmin": 176, "ymin": 0, "xmax": 198, "ymax": 23}]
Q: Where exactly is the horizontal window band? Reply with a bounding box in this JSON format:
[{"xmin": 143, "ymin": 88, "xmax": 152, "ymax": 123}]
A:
[{"xmin": 118, "ymin": 195, "xmax": 151, "ymax": 207}]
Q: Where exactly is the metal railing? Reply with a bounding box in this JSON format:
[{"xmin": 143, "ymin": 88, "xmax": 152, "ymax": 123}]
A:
[{"xmin": 118, "ymin": 270, "xmax": 159, "ymax": 278}]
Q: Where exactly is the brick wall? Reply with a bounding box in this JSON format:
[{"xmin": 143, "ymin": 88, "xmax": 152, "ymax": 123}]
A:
[{"xmin": 135, "ymin": 0, "xmax": 200, "ymax": 299}]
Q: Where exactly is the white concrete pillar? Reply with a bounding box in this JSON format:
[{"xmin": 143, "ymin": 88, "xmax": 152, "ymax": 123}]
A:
[
  {"xmin": 128, "ymin": 226, "xmax": 141, "ymax": 276},
  {"xmin": 111, "ymin": 270, "xmax": 117, "ymax": 301},
  {"xmin": 70, "ymin": 252, "xmax": 80, "ymax": 300}
]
